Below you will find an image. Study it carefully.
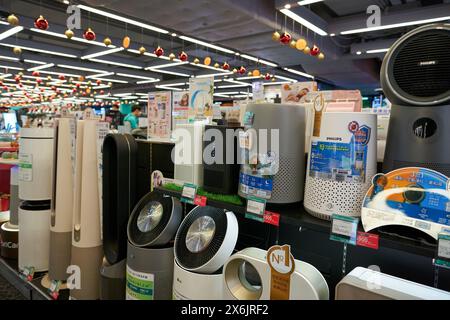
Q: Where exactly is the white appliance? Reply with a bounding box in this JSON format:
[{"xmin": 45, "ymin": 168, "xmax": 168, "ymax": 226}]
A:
[
  {"xmin": 377, "ymin": 115, "xmax": 390, "ymax": 163},
  {"xmin": 49, "ymin": 117, "xmax": 74, "ymax": 282},
  {"xmin": 1, "ymin": 166, "xmax": 19, "ymax": 259},
  {"xmin": 336, "ymin": 267, "xmax": 450, "ymax": 300},
  {"xmin": 173, "ymin": 123, "xmax": 205, "ymax": 187},
  {"xmin": 70, "ymin": 120, "xmax": 103, "ymax": 300},
  {"xmin": 304, "ymin": 112, "xmax": 377, "ymax": 219},
  {"xmin": 223, "ymin": 247, "xmax": 329, "ymax": 300},
  {"xmin": 19, "ymin": 128, "xmax": 54, "ymax": 201}
]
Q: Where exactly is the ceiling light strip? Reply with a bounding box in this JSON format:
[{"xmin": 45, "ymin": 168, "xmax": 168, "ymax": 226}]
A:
[
  {"xmin": 179, "ymin": 35, "xmax": 235, "ymax": 54},
  {"xmin": 280, "ymin": 8, "xmax": 328, "ymax": 36},
  {"xmin": 81, "ymin": 47, "xmax": 124, "ymax": 60},
  {"xmin": 147, "ymin": 68, "xmax": 190, "ymax": 77},
  {"xmin": 0, "ymin": 26, "xmax": 23, "ymax": 41},
  {"xmin": 0, "ymin": 43, "xmax": 77, "ymax": 58},
  {"xmin": 283, "ymin": 67, "xmax": 315, "ymax": 79},
  {"xmin": 88, "ymin": 58, "xmax": 143, "ymax": 69}
]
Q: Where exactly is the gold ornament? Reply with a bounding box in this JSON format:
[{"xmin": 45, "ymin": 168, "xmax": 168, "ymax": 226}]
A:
[
  {"xmin": 139, "ymin": 46, "xmax": 146, "ymax": 54},
  {"xmin": 103, "ymin": 37, "xmax": 112, "ymax": 46},
  {"xmin": 272, "ymin": 31, "xmax": 281, "ymax": 41},
  {"xmin": 289, "ymin": 40, "xmax": 297, "ymax": 49},
  {"xmin": 252, "ymin": 69, "xmax": 261, "ymax": 77},
  {"xmin": 214, "ymin": 62, "xmax": 220, "ymax": 68},
  {"xmin": 7, "ymin": 14, "xmax": 19, "ymax": 26},
  {"xmin": 122, "ymin": 36, "xmax": 131, "ymax": 49},
  {"xmin": 303, "ymin": 46, "xmax": 311, "ymax": 54},
  {"xmin": 47, "ymin": 75, "xmax": 52, "ymax": 81},
  {"xmin": 65, "ymin": 29, "xmax": 74, "ymax": 39},
  {"xmin": 232, "ymin": 68, "xmax": 238, "ymax": 74},
  {"xmin": 318, "ymin": 52, "xmax": 325, "ymax": 60},
  {"xmin": 204, "ymin": 56, "xmax": 211, "ymax": 66},
  {"xmin": 296, "ymin": 38, "xmax": 307, "ymax": 51},
  {"xmin": 271, "ymin": 77, "xmax": 276, "ymax": 82},
  {"xmin": 108, "ymin": 82, "xmax": 113, "ymax": 87},
  {"xmin": 169, "ymin": 53, "xmax": 176, "ymax": 61},
  {"xmin": 13, "ymin": 47, "xmax": 21, "ymax": 55},
  {"xmin": 194, "ymin": 58, "xmax": 200, "ymax": 64},
  {"xmin": 248, "ymin": 71, "xmax": 253, "ymax": 77}
]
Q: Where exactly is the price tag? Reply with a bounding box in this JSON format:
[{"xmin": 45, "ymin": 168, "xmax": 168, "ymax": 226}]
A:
[
  {"xmin": 357, "ymin": 231, "xmax": 379, "ymax": 250},
  {"xmin": 20, "ymin": 266, "xmax": 35, "ymax": 282},
  {"xmin": 434, "ymin": 233, "xmax": 450, "ymax": 269},
  {"xmin": 245, "ymin": 196, "xmax": 266, "ymax": 223},
  {"xmin": 194, "ymin": 195, "xmax": 207, "ymax": 207},
  {"xmin": 264, "ymin": 211, "xmax": 280, "ymax": 227},
  {"xmin": 49, "ymin": 280, "xmax": 61, "ymax": 300},
  {"xmin": 330, "ymin": 214, "xmax": 359, "ymax": 245},
  {"xmin": 181, "ymin": 183, "xmax": 197, "ymax": 204},
  {"xmin": 239, "ymin": 131, "xmax": 252, "ymax": 150}
]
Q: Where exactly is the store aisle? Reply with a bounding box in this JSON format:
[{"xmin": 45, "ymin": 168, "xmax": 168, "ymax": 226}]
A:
[{"xmin": 0, "ymin": 274, "xmax": 25, "ymax": 300}]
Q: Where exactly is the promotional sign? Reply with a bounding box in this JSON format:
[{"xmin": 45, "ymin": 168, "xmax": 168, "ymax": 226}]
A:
[
  {"xmin": 252, "ymin": 81, "xmax": 264, "ymax": 103},
  {"xmin": 181, "ymin": 183, "xmax": 197, "ymax": 204},
  {"xmin": 189, "ymin": 77, "xmax": 214, "ymax": 120},
  {"xmin": 148, "ymin": 91, "xmax": 172, "ymax": 138},
  {"xmin": 172, "ymin": 91, "xmax": 190, "ymax": 125},
  {"xmin": 126, "ymin": 265, "xmax": 154, "ymax": 300},
  {"xmin": 435, "ymin": 233, "xmax": 450, "ymax": 269},
  {"xmin": 267, "ymin": 245, "xmax": 295, "ymax": 300},
  {"xmin": 281, "ymin": 82, "xmax": 317, "ymax": 104}
]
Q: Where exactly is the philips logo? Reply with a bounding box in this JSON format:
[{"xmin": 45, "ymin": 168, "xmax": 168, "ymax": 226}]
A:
[
  {"xmin": 419, "ymin": 61, "xmax": 437, "ymax": 66},
  {"xmin": 326, "ymin": 137, "xmax": 342, "ymax": 141}
]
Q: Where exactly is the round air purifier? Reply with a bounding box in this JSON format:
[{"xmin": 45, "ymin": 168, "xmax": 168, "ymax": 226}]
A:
[
  {"xmin": 174, "ymin": 206, "xmax": 238, "ymax": 274},
  {"xmin": 127, "ymin": 192, "xmax": 182, "ymax": 247},
  {"xmin": 304, "ymin": 112, "xmax": 377, "ymax": 220},
  {"xmin": 0, "ymin": 222, "xmax": 18, "ymax": 259},
  {"xmin": 223, "ymin": 247, "xmax": 329, "ymax": 300},
  {"xmin": 18, "ymin": 201, "xmax": 51, "ymax": 272}
]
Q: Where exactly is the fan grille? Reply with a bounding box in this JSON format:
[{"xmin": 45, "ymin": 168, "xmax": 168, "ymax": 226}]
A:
[{"xmin": 391, "ymin": 29, "xmax": 450, "ymax": 100}]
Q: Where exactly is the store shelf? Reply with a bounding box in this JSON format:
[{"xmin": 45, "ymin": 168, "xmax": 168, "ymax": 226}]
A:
[{"xmin": 0, "ymin": 159, "xmax": 19, "ymax": 166}]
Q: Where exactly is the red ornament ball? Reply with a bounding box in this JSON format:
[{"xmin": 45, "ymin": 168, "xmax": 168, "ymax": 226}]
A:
[
  {"xmin": 238, "ymin": 66, "xmax": 247, "ymax": 75},
  {"xmin": 154, "ymin": 46, "xmax": 164, "ymax": 57},
  {"xmin": 280, "ymin": 32, "xmax": 292, "ymax": 44},
  {"xmin": 34, "ymin": 15, "xmax": 49, "ymax": 31},
  {"xmin": 83, "ymin": 28, "xmax": 96, "ymax": 41},
  {"xmin": 96, "ymin": 79, "xmax": 101, "ymax": 85},
  {"xmin": 264, "ymin": 73, "xmax": 272, "ymax": 81},
  {"xmin": 32, "ymin": 71, "xmax": 40, "ymax": 77},
  {"xmin": 59, "ymin": 74, "xmax": 65, "ymax": 81},
  {"xmin": 310, "ymin": 45, "xmax": 320, "ymax": 56},
  {"xmin": 178, "ymin": 51, "xmax": 188, "ymax": 62}
]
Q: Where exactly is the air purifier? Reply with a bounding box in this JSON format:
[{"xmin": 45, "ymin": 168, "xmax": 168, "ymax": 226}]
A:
[
  {"xmin": 304, "ymin": 112, "xmax": 377, "ymax": 220},
  {"xmin": 1, "ymin": 166, "xmax": 19, "ymax": 259},
  {"xmin": 381, "ymin": 23, "xmax": 450, "ymax": 176},
  {"xmin": 49, "ymin": 118, "xmax": 74, "ymax": 282},
  {"xmin": 336, "ymin": 267, "xmax": 450, "ymax": 300},
  {"xmin": 101, "ymin": 133, "xmax": 137, "ymax": 300},
  {"xmin": 18, "ymin": 201, "xmax": 51, "ymax": 272},
  {"xmin": 173, "ymin": 206, "xmax": 238, "ymax": 300},
  {"xmin": 223, "ymin": 247, "xmax": 329, "ymax": 300},
  {"xmin": 126, "ymin": 192, "xmax": 182, "ymax": 300},
  {"xmin": 238, "ymin": 103, "xmax": 306, "ymax": 204},
  {"xmin": 377, "ymin": 115, "xmax": 390, "ymax": 163},
  {"xmin": 174, "ymin": 123, "xmax": 205, "ymax": 187},
  {"xmin": 70, "ymin": 120, "xmax": 103, "ymax": 300},
  {"xmin": 203, "ymin": 124, "xmax": 243, "ymax": 194}
]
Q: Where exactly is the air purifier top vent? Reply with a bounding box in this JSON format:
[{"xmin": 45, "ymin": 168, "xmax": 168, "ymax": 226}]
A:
[{"xmin": 381, "ymin": 23, "xmax": 450, "ymax": 106}]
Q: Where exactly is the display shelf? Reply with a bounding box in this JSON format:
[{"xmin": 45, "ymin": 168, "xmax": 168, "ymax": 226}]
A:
[{"xmin": 0, "ymin": 159, "xmax": 19, "ymax": 165}]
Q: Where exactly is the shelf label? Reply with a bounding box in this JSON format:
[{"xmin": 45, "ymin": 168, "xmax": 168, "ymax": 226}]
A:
[
  {"xmin": 434, "ymin": 233, "xmax": 450, "ymax": 269},
  {"xmin": 49, "ymin": 280, "xmax": 61, "ymax": 300},
  {"xmin": 20, "ymin": 266, "xmax": 35, "ymax": 282},
  {"xmin": 357, "ymin": 231, "xmax": 379, "ymax": 250},
  {"xmin": 330, "ymin": 214, "xmax": 359, "ymax": 245},
  {"xmin": 245, "ymin": 196, "xmax": 266, "ymax": 222},
  {"xmin": 264, "ymin": 211, "xmax": 280, "ymax": 227},
  {"xmin": 181, "ymin": 183, "xmax": 197, "ymax": 204},
  {"xmin": 194, "ymin": 195, "xmax": 207, "ymax": 207}
]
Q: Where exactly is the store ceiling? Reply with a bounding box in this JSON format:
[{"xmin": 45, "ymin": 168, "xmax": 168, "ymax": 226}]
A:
[{"xmin": 0, "ymin": 0, "xmax": 448, "ymax": 105}]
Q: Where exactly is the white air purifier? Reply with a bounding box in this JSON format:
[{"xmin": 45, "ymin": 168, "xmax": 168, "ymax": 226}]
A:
[
  {"xmin": 70, "ymin": 120, "xmax": 103, "ymax": 300},
  {"xmin": 18, "ymin": 202, "xmax": 51, "ymax": 272},
  {"xmin": 174, "ymin": 123, "xmax": 205, "ymax": 187},
  {"xmin": 336, "ymin": 267, "xmax": 450, "ymax": 300},
  {"xmin": 223, "ymin": 247, "xmax": 329, "ymax": 300},
  {"xmin": 304, "ymin": 112, "xmax": 377, "ymax": 220},
  {"xmin": 377, "ymin": 115, "xmax": 390, "ymax": 163},
  {"xmin": 49, "ymin": 118, "xmax": 74, "ymax": 282},
  {"xmin": 19, "ymin": 128, "xmax": 54, "ymax": 201}
]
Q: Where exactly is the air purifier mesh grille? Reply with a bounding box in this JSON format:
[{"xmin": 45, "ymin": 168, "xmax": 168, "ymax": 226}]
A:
[
  {"xmin": 304, "ymin": 174, "xmax": 374, "ymax": 220},
  {"xmin": 271, "ymin": 156, "xmax": 303, "ymax": 203},
  {"xmin": 392, "ymin": 30, "xmax": 450, "ymax": 99},
  {"xmin": 392, "ymin": 160, "xmax": 450, "ymax": 177}
]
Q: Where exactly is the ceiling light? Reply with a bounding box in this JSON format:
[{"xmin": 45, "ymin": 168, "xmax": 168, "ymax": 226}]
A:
[
  {"xmin": 298, "ymin": 0, "xmax": 323, "ymax": 5},
  {"xmin": 195, "ymin": 72, "xmax": 234, "ymax": 78},
  {"xmin": 366, "ymin": 48, "xmax": 389, "ymax": 54},
  {"xmin": 190, "ymin": 63, "xmax": 230, "ymax": 72},
  {"xmin": 356, "ymin": 51, "xmax": 362, "ymax": 55},
  {"xmin": 114, "ymin": 93, "xmax": 133, "ymax": 97},
  {"xmin": 284, "ymin": 4, "xmax": 292, "ymax": 9},
  {"xmin": 236, "ymin": 76, "xmax": 261, "ymax": 80},
  {"xmin": 24, "ymin": 59, "xmax": 47, "ymax": 64},
  {"xmin": 148, "ymin": 69, "xmax": 190, "ymax": 77},
  {"xmin": 280, "ymin": 8, "xmax": 328, "ymax": 36},
  {"xmin": 213, "ymin": 93, "xmax": 231, "ymax": 98},
  {"xmin": 77, "ymin": 4, "xmax": 169, "ymax": 34},
  {"xmin": 0, "ymin": 55, "xmax": 19, "ymax": 62},
  {"xmin": 88, "ymin": 58, "xmax": 143, "ymax": 69},
  {"xmin": 0, "ymin": 21, "xmax": 9, "ymax": 26},
  {"xmin": 263, "ymin": 81, "xmax": 291, "ymax": 86},
  {"xmin": 58, "ymin": 64, "xmax": 109, "ymax": 74},
  {"xmin": 81, "ymin": 47, "xmax": 124, "ymax": 60},
  {"xmin": 116, "ymin": 73, "xmax": 159, "ymax": 81},
  {"xmin": 39, "ymin": 70, "xmax": 81, "ymax": 77},
  {"xmin": 275, "ymin": 75, "xmax": 297, "ymax": 82},
  {"xmin": 240, "ymin": 54, "xmax": 278, "ymax": 67},
  {"xmin": 217, "ymin": 84, "xmax": 250, "ymax": 89},
  {"xmin": 88, "ymin": 77, "xmax": 129, "ymax": 84},
  {"xmin": 341, "ymin": 16, "xmax": 450, "ymax": 35},
  {"xmin": 0, "ymin": 65, "xmax": 23, "ymax": 71},
  {"xmin": 179, "ymin": 35, "xmax": 235, "ymax": 54},
  {"xmin": 136, "ymin": 79, "xmax": 161, "ymax": 84},
  {"xmin": 0, "ymin": 26, "xmax": 23, "ymax": 41},
  {"xmin": 0, "ymin": 43, "xmax": 77, "ymax": 58},
  {"xmin": 27, "ymin": 63, "xmax": 54, "ymax": 72},
  {"xmin": 86, "ymin": 72, "xmax": 115, "ymax": 79},
  {"xmin": 235, "ymin": 53, "xmax": 241, "ymax": 56},
  {"xmin": 155, "ymin": 85, "xmax": 183, "ymax": 91},
  {"xmin": 171, "ymin": 33, "xmax": 177, "ymax": 37},
  {"xmin": 138, "ymin": 99, "xmax": 148, "ymax": 102},
  {"xmin": 150, "ymin": 61, "xmax": 189, "ymax": 69},
  {"xmin": 283, "ymin": 67, "xmax": 315, "ymax": 79},
  {"xmin": 63, "ymin": 0, "xmax": 70, "ymax": 4}
]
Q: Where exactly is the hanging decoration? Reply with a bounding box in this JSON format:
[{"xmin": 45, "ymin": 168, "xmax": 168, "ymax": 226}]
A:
[
  {"xmin": 154, "ymin": 46, "xmax": 164, "ymax": 57},
  {"xmin": 59, "ymin": 74, "xmax": 65, "ymax": 81},
  {"xmin": 239, "ymin": 66, "xmax": 247, "ymax": 75},
  {"xmin": 303, "ymin": 46, "xmax": 311, "ymax": 54},
  {"xmin": 65, "ymin": 29, "xmax": 74, "ymax": 39},
  {"xmin": 78, "ymin": 75, "xmax": 85, "ymax": 82},
  {"xmin": 247, "ymin": 71, "xmax": 253, "ymax": 77},
  {"xmin": 139, "ymin": 46, "xmax": 147, "ymax": 55},
  {"xmin": 169, "ymin": 53, "xmax": 176, "ymax": 61},
  {"xmin": 280, "ymin": 32, "xmax": 291, "ymax": 45},
  {"xmin": 318, "ymin": 52, "xmax": 325, "ymax": 60},
  {"xmin": 122, "ymin": 36, "xmax": 131, "ymax": 48},
  {"xmin": 214, "ymin": 62, "xmax": 220, "ymax": 69},
  {"xmin": 310, "ymin": 45, "xmax": 320, "ymax": 56},
  {"xmin": 103, "ymin": 37, "xmax": 112, "ymax": 46},
  {"xmin": 204, "ymin": 56, "xmax": 212, "ymax": 66},
  {"xmin": 13, "ymin": 47, "xmax": 21, "ymax": 55},
  {"xmin": 178, "ymin": 51, "xmax": 188, "ymax": 62},
  {"xmin": 296, "ymin": 38, "xmax": 307, "ymax": 51},
  {"xmin": 232, "ymin": 68, "xmax": 238, "ymax": 74},
  {"xmin": 252, "ymin": 69, "xmax": 261, "ymax": 77},
  {"xmin": 83, "ymin": 28, "xmax": 96, "ymax": 41},
  {"xmin": 222, "ymin": 62, "xmax": 230, "ymax": 70},
  {"xmin": 34, "ymin": 15, "xmax": 49, "ymax": 30},
  {"xmin": 264, "ymin": 73, "xmax": 272, "ymax": 81},
  {"xmin": 7, "ymin": 14, "xmax": 19, "ymax": 26},
  {"xmin": 194, "ymin": 58, "xmax": 200, "ymax": 64},
  {"xmin": 96, "ymin": 79, "xmax": 101, "ymax": 85},
  {"xmin": 272, "ymin": 31, "xmax": 281, "ymax": 41}
]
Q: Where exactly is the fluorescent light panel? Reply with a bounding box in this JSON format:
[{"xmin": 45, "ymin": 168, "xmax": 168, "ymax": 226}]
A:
[
  {"xmin": 240, "ymin": 54, "xmax": 278, "ymax": 67},
  {"xmin": 86, "ymin": 72, "xmax": 115, "ymax": 79},
  {"xmin": 150, "ymin": 61, "xmax": 189, "ymax": 69},
  {"xmin": 81, "ymin": 47, "xmax": 124, "ymax": 60},
  {"xmin": 89, "ymin": 77, "xmax": 128, "ymax": 84},
  {"xmin": 148, "ymin": 68, "xmax": 190, "ymax": 77},
  {"xmin": 155, "ymin": 85, "xmax": 183, "ymax": 91},
  {"xmin": 136, "ymin": 79, "xmax": 161, "ymax": 84},
  {"xmin": 366, "ymin": 48, "xmax": 389, "ymax": 54},
  {"xmin": 0, "ymin": 64, "xmax": 23, "ymax": 71},
  {"xmin": 298, "ymin": 0, "xmax": 323, "ymax": 5},
  {"xmin": 283, "ymin": 67, "xmax": 315, "ymax": 79},
  {"xmin": 0, "ymin": 26, "xmax": 23, "ymax": 41},
  {"xmin": 179, "ymin": 35, "xmax": 234, "ymax": 54},
  {"xmin": 39, "ymin": 70, "xmax": 81, "ymax": 77},
  {"xmin": 275, "ymin": 75, "xmax": 297, "ymax": 82},
  {"xmin": 58, "ymin": 64, "xmax": 110, "ymax": 74},
  {"xmin": 196, "ymin": 72, "xmax": 233, "ymax": 78},
  {"xmin": 280, "ymin": 8, "xmax": 328, "ymax": 36},
  {"xmin": 116, "ymin": 73, "xmax": 158, "ymax": 80},
  {"xmin": 88, "ymin": 58, "xmax": 143, "ymax": 69},
  {"xmin": 0, "ymin": 43, "xmax": 77, "ymax": 58},
  {"xmin": 0, "ymin": 55, "xmax": 19, "ymax": 62}
]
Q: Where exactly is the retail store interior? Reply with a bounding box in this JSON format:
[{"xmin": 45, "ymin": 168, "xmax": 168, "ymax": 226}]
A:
[{"xmin": 0, "ymin": 0, "xmax": 448, "ymax": 301}]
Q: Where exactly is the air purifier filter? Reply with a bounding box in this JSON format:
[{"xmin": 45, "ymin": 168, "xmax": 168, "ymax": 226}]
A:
[
  {"xmin": 18, "ymin": 201, "xmax": 51, "ymax": 272},
  {"xmin": 70, "ymin": 120, "xmax": 103, "ymax": 300},
  {"xmin": 49, "ymin": 118, "xmax": 74, "ymax": 282},
  {"xmin": 9, "ymin": 166, "xmax": 19, "ymax": 226},
  {"xmin": 336, "ymin": 267, "xmax": 450, "ymax": 300},
  {"xmin": 19, "ymin": 128, "xmax": 54, "ymax": 201},
  {"xmin": 380, "ymin": 23, "xmax": 450, "ymax": 176},
  {"xmin": 304, "ymin": 112, "xmax": 377, "ymax": 220},
  {"xmin": 174, "ymin": 206, "xmax": 238, "ymax": 274},
  {"xmin": 238, "ymin": 103, "xmax": 306, "ymax": 204},
  {"xmin": 223, "ymin": 247, "xmax": 329, "ymax": 300}
]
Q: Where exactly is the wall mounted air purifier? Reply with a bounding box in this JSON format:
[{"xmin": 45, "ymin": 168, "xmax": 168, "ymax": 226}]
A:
[
  {"xmin": 203, "ymin": 124, "xmax": 243, "ymax": 194},
  {"xmin": 381, "ymin": 23, "xmax": 450, "ymax": 176},
  {"xmin": 49, "ymin": 118, "xmax": 74, "ymax": 282},
  {"xmin": 1, "ymin": 166, "xmax": 19, "ymax": 259},
  {"xmin": 336, "ymin": 267, "xmax": 450, "ymax": 300},
  {"xmin": 70, "ymin": 120, "xmax": 103, "ymax": 300},
  {"xmin": 18, "ymin": 201, "xmax": 51, "ymax": 272},
  {"xmin": 173, "ymin": 206, "xmax": 238, "ymax": 300},
  {"xmin": 304, "ymin": 112, "xmax": 377, "ymax": 220},
  {"xmin": 101, "ymin": 134, "xmax": 137, "ymax": 300},
  {"xmin": 174, "ymin": 123, "xmax": 205, "ymax": 187},
  {"xmin": 19, "ymin": 128, "xmax": 54, "ymax": 201},
  {"xmin": 126, "ymin": 191, "xmax": 182, "ymax": 300},
  {"xmin": 238, "ymin": 104, "xmax": 306, "ymax": 204}
]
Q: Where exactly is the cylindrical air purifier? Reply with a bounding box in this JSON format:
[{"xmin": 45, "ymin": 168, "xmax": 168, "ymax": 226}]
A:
[
  {"xmin": 1, "ymin": 166, "xmax": 19, "ymax": 259},
  {"xmin": 49, "ymin": 118, "xmax": 74, "ymax": 282},
  {"xmin": 126, "ymin": 191, "xmax": 182, "ymax": 300},
  {"xmin": 173, "ymin": 206, "xmax": 238, "ymax": 300},
  {"xmin": 304, "ymin": 112, "xmax": 377, "ymax": 220},
  {"xmin": 238, "ymin": 103, "xmax": 306, "ymax": 204},
  {"xmin": 70, "ymin": 120, "xmax": 103, "ymax": 300},
  {"xmin": 18, "ymin": 201, "xmax": 51, "ymax": 272}
]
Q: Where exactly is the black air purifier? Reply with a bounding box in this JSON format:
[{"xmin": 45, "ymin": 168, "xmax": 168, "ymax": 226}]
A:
[
  {"xmin": 202, "ymin": 124, "xmax": 243, "ymax": 195},
  {"xmin": 381, "ymin": 23, "xmax": 450, "ymax": 176}
]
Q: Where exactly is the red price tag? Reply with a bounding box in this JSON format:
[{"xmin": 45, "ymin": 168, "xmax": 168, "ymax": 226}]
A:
[
  {"xmin": 264, "ymin": 211, "xmax": 280, "ymax": 227},
  {"xmin": 194, "ymin": 195, "xmax": 207, "ymax": 207},
  {"xmin": 357, "ymin": 231, "xmax": 379, "ymax": 250}
]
